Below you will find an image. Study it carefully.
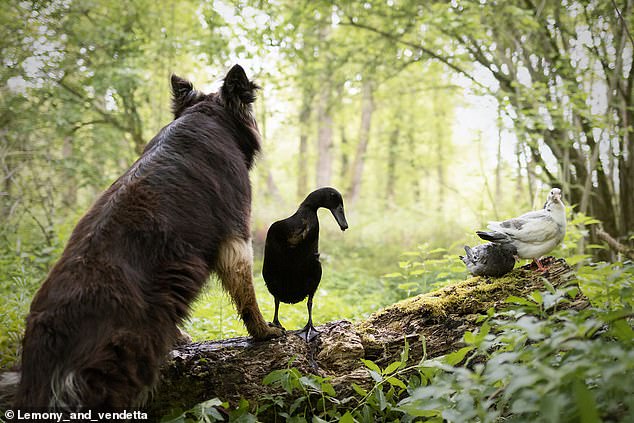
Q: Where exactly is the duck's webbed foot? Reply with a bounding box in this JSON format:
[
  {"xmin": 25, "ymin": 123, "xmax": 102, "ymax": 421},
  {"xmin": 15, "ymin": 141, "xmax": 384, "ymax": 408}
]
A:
[{"xmin": 296, "ymin": 323, "xmax": 320, "ymax": 342}]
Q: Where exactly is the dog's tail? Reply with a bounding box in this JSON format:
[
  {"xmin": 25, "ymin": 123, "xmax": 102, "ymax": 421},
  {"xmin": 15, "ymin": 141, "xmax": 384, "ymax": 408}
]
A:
[{"xmin": 0, "ymin": 371, "xmax": 20, "ymax": 409}]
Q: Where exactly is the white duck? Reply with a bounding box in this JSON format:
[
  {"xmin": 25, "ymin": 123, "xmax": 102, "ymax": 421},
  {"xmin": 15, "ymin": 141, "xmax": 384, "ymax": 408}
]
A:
[{"xmin": 476, "ymin": 188, "xmax": 566, "ymax": 271}]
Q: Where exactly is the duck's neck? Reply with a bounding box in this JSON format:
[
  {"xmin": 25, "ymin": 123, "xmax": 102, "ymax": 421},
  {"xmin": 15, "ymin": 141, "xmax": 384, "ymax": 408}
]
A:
[{"xmin": 299, "ymin": 198, "xmax": 321, "ymax": 212}]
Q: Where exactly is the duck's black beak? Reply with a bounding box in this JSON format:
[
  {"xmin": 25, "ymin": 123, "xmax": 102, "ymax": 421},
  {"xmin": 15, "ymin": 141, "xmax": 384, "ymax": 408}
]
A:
[{"xmin": 331, "ymin": 205, "xmax": 348, "ymax": 231}]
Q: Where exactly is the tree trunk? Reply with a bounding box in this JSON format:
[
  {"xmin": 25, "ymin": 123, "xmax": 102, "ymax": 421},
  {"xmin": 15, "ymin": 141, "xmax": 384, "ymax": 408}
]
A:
[
  {"xmin": 347, "ymin": 80, "xmax": 375, "ymax": 206},
  {"xmin": 147, "ymin": 258, "xmax": 585, "ymax": 419},
  {"xmin": 495, "ymin": 106, "xmax": 503, "ymax": 199},
  {"xmin": 339, "ymin": 123, "xmax": 349, "ymax": 186},
  {"xmin": 407, "ymin": 133, "xmax": 421, "ymax": 203},
  {"xmin": 257, "ymin": 89, "xmax": 283, "ymax": 204},
  {"xmin": 297, "ymin": 89, "xmax": 312, "ymax": 201},
  {"xmin": 433, "ymin": 95, "xmax": 445, "ymax": 215},
  {"xmin": 315, "ymin": 84, "xmax": 333, "ymax": 188},
  {"xmin": 61, "ymin": 136, "xmax": 77, "ymax": 209},
  {"xmin": 0, "ymin": 131, "xmax": 13, "ymax": 221},
  {"xmin": 385, "ymin": 127, "xmax": 399, "ymax": 207}
]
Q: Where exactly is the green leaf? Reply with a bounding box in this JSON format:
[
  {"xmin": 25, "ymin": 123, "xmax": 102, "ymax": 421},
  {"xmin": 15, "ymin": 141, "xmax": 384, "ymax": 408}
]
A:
[
  {"xmin": 420, "ymin": 335, "xmax": 428, "ymax": 364},
  {"xmin": 505, "ymin": 295, "xmax": 535, "ymax": 306},
  {"xmin": 398, "ymin": 282, "xmax": 419, "ymax": 291},
  {"xmin": 530, "ymin": 291, "xmax": 543, "ymax": 305},
  {"xmin": 399, "ymin": 338, "xmax": 410, "ymax": 369},
  {"xmin": 383, "ymin": 361, "xmax": 402, "ymax": 375},
  {"xmin": 444, "ymin": 346, "xmax": 474, "ymax": 366},
  {"xmin": 385, "ymin": 376, "xmax": 407, "ymax": 390},
  {"xmin": 321, "ymin": 382, "xmax": 337, "ymax": 397},
  {"xmin": 361, "ymin": 359, "xmax": 381, "ymax": 373},
  {"xmin": 299, "ymin": 376, "xmax": 321, "ymax": 391},
  {"xmin": 573, "ymin": 379, "xmax": 600, "ymax": 423},
  {"xmin": 395, "ymin": 405, "xmax": 441, "ymax": 417},
  {"xmin": 375, "ymin": 388, "xmax": 388, "ymax": 411},
  {"xmin": 352, "ymin": 383, "xmax": 368, "ymax": 397},
  {"xmin": 339, "ymin": 411, "xmax": 355, "ymax": 423}
]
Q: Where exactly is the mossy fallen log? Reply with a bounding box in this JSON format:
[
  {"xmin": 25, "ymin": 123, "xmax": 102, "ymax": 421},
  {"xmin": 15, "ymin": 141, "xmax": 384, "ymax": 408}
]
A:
[{"xmin": 148, "ymin": 257, "xmax": 587, "ymax": 417}]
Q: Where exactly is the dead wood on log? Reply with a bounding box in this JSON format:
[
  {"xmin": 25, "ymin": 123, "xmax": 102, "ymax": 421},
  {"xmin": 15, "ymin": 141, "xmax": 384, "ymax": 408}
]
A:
[{"xmin": 148, "ymin": 257, "xmax": 587, "ymax": 417}]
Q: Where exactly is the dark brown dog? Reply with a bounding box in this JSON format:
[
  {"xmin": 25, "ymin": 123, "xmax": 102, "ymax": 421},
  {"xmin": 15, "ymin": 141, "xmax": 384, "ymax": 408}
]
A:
[{"xmin": 12, "ymin": 65, "xmax": 283, "ymax": 409}]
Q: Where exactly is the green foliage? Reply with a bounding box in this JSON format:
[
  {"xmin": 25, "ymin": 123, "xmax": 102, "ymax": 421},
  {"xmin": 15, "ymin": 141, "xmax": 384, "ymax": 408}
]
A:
[
  {"xmin": 402, "ymin": 284, "xmax": 634, "ymax": 422},
  {"xmin": 173, "ymin": 260, "xmax": 634, "ymax": 422},
  {"xmin": 577, "ymin": 261, "xmax": 634, "ymax": 310},
  {"xmin": 383, "ymin": 243, "xmax": 467, "ymax": 299},
  {"xmin": 0, "ymin": 263, "xmax": 39, "ymax": 369}
]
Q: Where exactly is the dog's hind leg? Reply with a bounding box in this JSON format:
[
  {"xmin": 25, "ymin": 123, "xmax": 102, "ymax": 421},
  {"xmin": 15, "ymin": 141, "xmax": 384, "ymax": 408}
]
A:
[{"xmin": 217, "ymin": 238, "xmax": 283, "ymax": 340}]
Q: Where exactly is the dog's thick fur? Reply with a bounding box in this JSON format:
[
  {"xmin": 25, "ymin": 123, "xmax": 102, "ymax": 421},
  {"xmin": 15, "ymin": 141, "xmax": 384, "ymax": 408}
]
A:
[{"xmin": 11, "ymin": 65, "xmax": 282, "ymax": 409}]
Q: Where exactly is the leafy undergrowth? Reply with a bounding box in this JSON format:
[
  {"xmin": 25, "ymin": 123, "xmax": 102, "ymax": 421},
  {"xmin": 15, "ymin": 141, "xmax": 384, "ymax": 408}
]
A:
[{"xmin": 163, "ymin": 260, "xmax": 634, "ymax": 423}]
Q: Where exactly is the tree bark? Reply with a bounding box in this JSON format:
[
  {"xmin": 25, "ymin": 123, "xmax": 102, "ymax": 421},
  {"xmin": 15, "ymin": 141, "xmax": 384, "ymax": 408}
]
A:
[
  {"xmin": 61, "ymin": 136, "xmax": 77, "ymax": 209},
  {"xmin": 147, "ymin": 258, "xmax": 585, "ymax": 418},
  {"xmin": 347, "ymin": 79, "xmax": 375, "ymax": 206},
  {"xmin": 315, "ymin": 84, "xmax": 333, "ymax": 188},
  {"xmin": 297, "ymin": 88, "xmax": 312, "ymax": 201},
  {"xmin": 385, "ymin": 127, "xmax": 399, "ymax": 207}
]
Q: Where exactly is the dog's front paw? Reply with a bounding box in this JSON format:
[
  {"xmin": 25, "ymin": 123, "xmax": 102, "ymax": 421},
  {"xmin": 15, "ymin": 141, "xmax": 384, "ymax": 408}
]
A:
[
  {"xmin": 174, "ymin": 327, "xmax": 193, "ymax": 346},
  {"xmin": 254, "ymin": 325, "xmax": 285, "ymax": 340},
  {"xmin": 268, "ymin": 321, "xmax": 286, "ymax": 330}
]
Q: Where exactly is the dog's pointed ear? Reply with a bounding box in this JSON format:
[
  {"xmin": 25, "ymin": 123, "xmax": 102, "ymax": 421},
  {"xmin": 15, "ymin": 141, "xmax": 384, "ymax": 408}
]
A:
[
  {"xmin": 171, "ymin": 74, "xmax": 193, "ymax": 100},
  {"xmin": 170, "ymin": 74, "xmax": 203, "ymax": 119},
  {"xmin": 221, "ymin": 65, "xmax": 259, "ymax": 111},
  {"xmin": 171, "ymin": 74, "xmax": 193, "ymax": 113}
]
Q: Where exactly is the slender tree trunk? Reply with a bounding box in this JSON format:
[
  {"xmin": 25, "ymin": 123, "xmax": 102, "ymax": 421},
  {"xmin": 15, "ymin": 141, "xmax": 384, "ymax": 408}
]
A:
[
  {"xmin": 339, "ymin": 123, "xmax": 349, "ymax": 187},
  {"xmin": 347, "ymin": 79, "xmax": 375, "ymax": 206},
  {"xmin": 515, "ymin": 142, "xmax": 523, "ymax": 206},
  {"xmin": 315, "ymin": 84, "xmax": 333, "ymax": 188},
  {"xmin": 297, "ymin": 89, "xmax": 312, "ymax": 200},
  {"xmin": 620, "ymin": 108, "xmax": 634, "ymax": 244},
  {"xmin": 495, "ymin": 106, "xmax": 503, "ymax": 199},
  {"xmin": 385, "ymin": 127, "xmax": 399, "ymax": 207},
  {"xmin": 257, "ymin": 91, "xmax": 283, "ymax": 203},
  {"xmin": 433, "ymin": 95, "xmax": 445, "ymax": 215},
  {"xmin": 407, "ymin": 133, "xmax": 421, "ymax": 203},
  {"xmin": 61, "ymin": 136, "xmax": 77, "ymax": 209}
]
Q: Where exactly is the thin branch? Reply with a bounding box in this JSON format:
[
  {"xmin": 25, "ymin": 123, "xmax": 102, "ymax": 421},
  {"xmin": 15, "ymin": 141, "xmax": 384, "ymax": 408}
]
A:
[
  {"xmin": 56, "ymin": 78, "xmax": 127, "ymax": 133},
  {"xmin": 596, "ymin": 227, "xmax": 634, "ymax": 260},
  {"xmin": 611, "ymin": 0, "xmax": 634, "ymax": 47},
  {"xmin": 340, "ymin": 18, "xmax": 487, "ymax": 90}
]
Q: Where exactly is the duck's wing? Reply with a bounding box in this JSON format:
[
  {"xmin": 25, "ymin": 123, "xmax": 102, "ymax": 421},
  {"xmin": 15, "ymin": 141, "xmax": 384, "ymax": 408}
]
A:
[
  {"xmin": 267, "ymin": 217, "xmax": 313, "ymax": 248},
  {"xmin": 488, "ymin": 211, "xmax": 559, "ymax": 243},
  {"xmin": 287, "ymin": 221, "xmax": 311, "ymax": 246}
]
